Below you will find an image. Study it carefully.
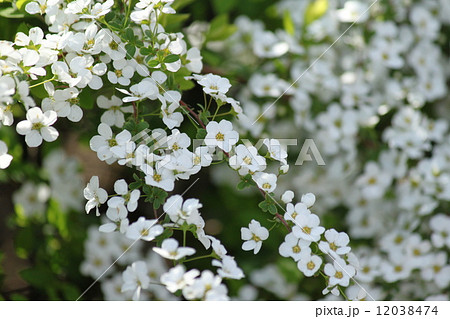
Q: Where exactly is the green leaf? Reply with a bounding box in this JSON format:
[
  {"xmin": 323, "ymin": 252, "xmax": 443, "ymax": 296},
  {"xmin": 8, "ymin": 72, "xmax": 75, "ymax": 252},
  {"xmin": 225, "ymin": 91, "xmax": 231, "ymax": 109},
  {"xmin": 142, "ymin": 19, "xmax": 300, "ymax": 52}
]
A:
[
  {"xmin": 136, "ymin": 120, "xmax": 149, "ymax": 133},
  {"xmin": 147, "ymin": 59, "xmax": 159, "ymax": 68},
  {"xmin": 20, "ymin": 267, "xmax": 55, "ymax": 289},
  {"xmin": 304, "ymin": 0, "xmax": 328, "ymax": 26},
  {"xmin": 125, "ymin": 28, "xmax": 134, "ymax": 42},
  {"xmin": 172, "ymin": 0, "xmax": 195, "ymax": 10},
  {"xmin": 125, "ymin": 43, "xmax": 136, "ymax": 58},
  {"xmin": 152, "ymin": 188, "xmax": 168, "ymax": 209},
  {"xmin": 205, "ymin": 14, "xmax": 237, "ymax": 42},
  {"xmin": 283, "ymin": 10, "xmax": 295, "ymax": 36},
  {"xmin": 195, "ymin": 128, "xmax": 207, "ymax": 139},
  {"xmin": 164, "ymin": 54, "xmax": 180, "ymax": 63},
  {"xmin": 139, "ymin": 47, "xmax": 152, "ymax": 55},
  {"xmin": 0, "ymin": 7, "xmax": 25, "ymax": 18},
  {"xmin": 199, "ymin": 110, "xmax": 210, "ymax": 124}
]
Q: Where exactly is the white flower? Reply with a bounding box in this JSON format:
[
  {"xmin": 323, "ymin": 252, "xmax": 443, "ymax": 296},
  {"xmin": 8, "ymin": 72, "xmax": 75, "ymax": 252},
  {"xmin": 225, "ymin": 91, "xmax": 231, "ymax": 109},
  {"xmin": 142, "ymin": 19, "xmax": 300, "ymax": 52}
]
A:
[
  {"xmin": 324, "ymin": 259, "xmax": 356, "ymax": 287},
  {"xmin": 253, "ymin": 172, "xmax": 277, "ymax": 193},
  {"xmin": 0, "ymin": 141, "xmax": 13, "ymax": 169},
  {"xmin": 197, "ymin": 73, "xmax": 231, "ymax": 96},
  {"xmin": 108, "ymin": 179, "xmax": 140, "ymax": 212},
  {"xmin": 318, "ymin": 229, "xmax": 351, "ymax": 257},
  {"xmin": 281, "ymin": 190, "xmax": 295, "ymax": 204},
  {"xmin": 229, "ymin": 144, "xmax": 266, "ymax": 175},
  {"xmin": 297, "ymin": 254, "xmax": 323, "ymax": 277},
  {"xmin": 16, "ymin": 107, "xmax": 59, "ymax": 147},
  {"xmin": 301, "ymin": 193, "xmax": 316, "ymax": 208},
  {"xmin": 292, "ymin": 212, "xmax": 325, "ymax": 242},
  {"xmin": 279, "ymin": 233, "xmax": 311, "ymax": 261},
  {"xmin": 89, "ymin": 123, "xmax": 119, "ymax": 163},
  {"xmin": 284, "ymin": 202, "xmax": 310, "ymax": 222},
  {"xmin": 161, "ymin": 265, "xmax": 199, "ymax": 293},
  {"xmin": 107, "ymin": 59, "xmax": 135, "ymax": 86},
  {"xmin": 83, "ymin": 176, "xmax": 108, "ymax": 216},
  {"xmin": 153, "ymin": 238, "xmax": 196, "ymax": 260},
  {"xmin": 121, "ymin": 261, "xmax": 150, "ymax": 301},
  {"xmin": 183, "ymin": 270, "xmax": 229, "ymax": 301},
  {"xmin": 144, "ymin": 165, "xmax": 175, "ymax": 191},
  {"xmin": 99, "ymin": 204, "xmax": 129, "ymax": 233},
  {"xmin": 163, "ymin": 195, "xmax": 202, "ymax": 225},
  {"xmin": 336, "ymin": 1, "xmax": 369, "ymax": 23},
  {"xmin": 97, "ymin": 95, "xmax": 133, "ymax": 128},
  {"xmin": 241, "ymin": 219, "xmax": 269, "ymax": 254},
  {"xmin": 126, "ymin": 217, "xmax": 163, "ymax": 241},
  {"xmin": 117, "ymin": 78, "xmax": 159, "ymax": 102},
  {"xmin": 204, "ymin": 119, "xmax": 239, "ymax": 152},
  {"xmin": 263, "ymin": 138, "xmax": 288, "ymax": 164},
  {"xmin": 41, "ymin": 83, "xmax": 83, "ymax": 122},
  {"xmin": 212, "ymin": 256, "xmax": 244, "ymax": 280}
]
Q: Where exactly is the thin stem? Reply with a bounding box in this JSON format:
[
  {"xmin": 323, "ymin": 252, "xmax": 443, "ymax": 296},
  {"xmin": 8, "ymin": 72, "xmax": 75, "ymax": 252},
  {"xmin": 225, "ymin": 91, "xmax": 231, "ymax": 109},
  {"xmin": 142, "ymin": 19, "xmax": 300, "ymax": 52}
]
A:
[
  {"xmin": 184, "ymin": 254, "xmax": 213, "ymax": 263},
  {"xmin": 180, "ymin": 100, "xmax": 206, "ymax": 129},
  {"xmin": 211, "ymin": 104, "xmax": 222, "ymax": 121},
  {"xmin": 132, "ymin": 101, "xmax": 138, "ymax": 121},
  {"xmin": 182, "ymin": 228, "xmax": 186, "ymax": 247},
  {"xmin": 29, "ymin": 76, "xmax": 55, "ymax": 89}
]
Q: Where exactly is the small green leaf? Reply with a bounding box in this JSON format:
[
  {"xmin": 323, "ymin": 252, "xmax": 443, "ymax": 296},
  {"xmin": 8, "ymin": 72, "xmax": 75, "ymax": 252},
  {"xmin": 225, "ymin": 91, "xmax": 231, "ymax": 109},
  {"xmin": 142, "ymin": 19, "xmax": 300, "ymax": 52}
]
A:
[
  {"xmin": 164, "ymin": 54, "xmax": 180, "ymax": 63},
  {"xmin": 125, "ymin": 43, "xmax": 136, "ymax": 57},
  {"xmin": 283, "ymin": 10, "xmax": 295, "ymax": 36},
  {"xmin": 195, "ymin": 128, "xmax": 207, "ymax": 139},
  {"xmin": 147, "ymin": 59, "xmax": 159, "ymax": 68},
  {"xmin": 139, "ymin": 47, "xmax": 152, "ymax": 55},
  {"xmin": 304, "ymin": 0, "xmax": 328, "ymax": 26}
]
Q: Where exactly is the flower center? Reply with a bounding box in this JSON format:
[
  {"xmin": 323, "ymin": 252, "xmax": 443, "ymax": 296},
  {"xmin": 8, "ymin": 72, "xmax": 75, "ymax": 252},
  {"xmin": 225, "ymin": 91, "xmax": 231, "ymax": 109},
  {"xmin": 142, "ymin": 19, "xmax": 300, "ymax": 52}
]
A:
[
  {"xmin": 262, "ymin": 183, "xmax": 271, "ymax": 190},
  {"xmin": 335, "ymin": 271, "xmax": 343, "ymax": 279},
  {"xmin": 108, "ymin": 138, "xmax": 117, "ymax": 147},
  {"xmin": 141, "ymin": 229, "xmax": 149, "ymax": 236},
  {"xmin": 252, "ymin": 234, "xmax": 261, "ymax": 242},
  {"xmin": 243, "ymin": 156, "xmax": 252, "ymax": 165},
  {"xmin": 329, "ymin": 242, "xmax": 338, "ymax": 251},
  {"xmin": 153, "ymin": 174, "xmax": 162, "ymax": 182},
  {"xmin": 394, "ymin": 265, "xmax": 403, "ymax": 273},
  {"xmin": 302, "ymin": 226, "xmax": 311, "ymax": 234},
  {"xmin": 215, "ymin": 132, "xmax": 224, "ymax": 141},
  {"xmin": 292, "ymin": 245, "xmax": 301, "ymax": 254},
  {"xmin": 307, "ymin": 261, "xmax": 315, "ymax": 270},
  {"xmin": 32, "ymin": 122, "xmax": 44, "ymax": 130}
]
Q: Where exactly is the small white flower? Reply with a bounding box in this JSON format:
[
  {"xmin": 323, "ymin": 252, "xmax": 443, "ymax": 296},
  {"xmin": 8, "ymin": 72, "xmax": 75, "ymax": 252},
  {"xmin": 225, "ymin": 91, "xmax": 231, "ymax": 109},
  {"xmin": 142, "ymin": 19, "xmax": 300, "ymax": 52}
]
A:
[
  {"xmin": 279, "ymin": 233, "xmax": 311, "ymax": 261},
  {"xmin": 83, "ymin": 176, "xmax": 108, "ymax": 216},
  {"xmin": 16, "ymin": 107, "xmax": 59, "ymax": 147},
  {"xmin": 153, "ymin": 238, "xmax": 196, "ymax": 260},
  {"xmin": 281, "ymin": 190, "xmax": 295, "ymax": 204},
  {"xmin": 204, "ymin": 119, "xmax": 239, "ymax": 152},
  {"xmin": 297, "ymin": 254, "xmax": 322, "ymax": 277},
  {"xmin": 241, "ymin": 219, "xmax": 269, "ymax": 254},
  {"xmin": 117, "ymin": 78, "xmax": 159, "ymax": 102},
  {"xmin": 125, "ymin": 217, "xmax": 163, "ymax": 241},
  {"xmin": 253, "ymin": 172, "xmax": 277, "ymax": 193},
  {"xmin": 301, "ymin": 193, "xmax": 316, "ymax": 208},
  {"xmin": 318, "ymin": 229, "xmax": 351, "ymax": 257},
  {"xmin": 229, "ymin": 144, "xmax": 266, "ymax": 175},
  {"xmin": 197, "ymin": 73, "xmax": 231, "ymax": 96},
  {"xmin": 212, "ymin": 256, "xmax": 244, "ymax": 280},
  {"xmin": 263, "ymin": 138, "xmax": 287, "ymax": 164},
  {"xmin": 324, "ymin": 258, "xmax": 356, "ymax": 287},
  {"xmin": 161, "ymin": 265, "xmax": 199, "ymax": 293},
  {"xmin": 97, "ymin": 95, "xmax": 133, "ymax": 128},
  {"xmin": 121, "ymin": 261, "xmax": 150, "ymax": 301},
  {"xmin": 0, "ymin": 141, "xmax": 13, "ymax": 169},
  {"xmin": 292, "ymin": 212, "xmax": 325, "ymax": 242}
]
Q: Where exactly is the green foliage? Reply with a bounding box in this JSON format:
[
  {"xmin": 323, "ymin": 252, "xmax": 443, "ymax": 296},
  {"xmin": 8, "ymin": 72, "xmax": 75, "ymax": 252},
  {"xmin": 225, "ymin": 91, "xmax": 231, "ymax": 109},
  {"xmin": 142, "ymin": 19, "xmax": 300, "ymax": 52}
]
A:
[
  {"xmin": 304, "ymin": 0, "xmax": 328, "ymax": 26},
  {"xmin": 258, "ymin": 194, "xmax": 278, "ymax": 215},
  {"xmin": 237, "ymin": 174, "xmax": 256, "ymax": 190}
]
